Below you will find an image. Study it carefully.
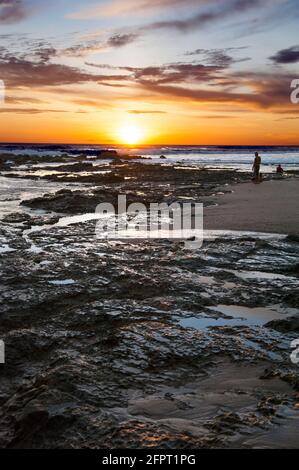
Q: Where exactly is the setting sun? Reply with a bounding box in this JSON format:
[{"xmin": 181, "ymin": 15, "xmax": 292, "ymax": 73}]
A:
[{"xmin": 119, "ymin": 125, "xmax": 142, "ymax": 145}]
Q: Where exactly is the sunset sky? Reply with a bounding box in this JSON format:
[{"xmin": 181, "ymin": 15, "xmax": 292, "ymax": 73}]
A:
[{"xmin": 0, "ymin": 0, "xmax": 298, "ymax": 145}]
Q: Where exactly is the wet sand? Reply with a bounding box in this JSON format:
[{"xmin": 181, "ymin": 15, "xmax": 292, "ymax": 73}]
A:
[{"xmin": 205, "ymin": 179, "xmax": 299, "ymax": 235}]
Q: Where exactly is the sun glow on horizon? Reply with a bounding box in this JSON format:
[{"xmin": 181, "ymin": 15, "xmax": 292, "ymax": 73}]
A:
[{"xmin": 119, "ymin": 125, "xmax": 143, "ymax": 145}]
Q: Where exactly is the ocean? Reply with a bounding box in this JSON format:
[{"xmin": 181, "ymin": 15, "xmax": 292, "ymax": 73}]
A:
[{"xmin": 1, "ymin": 144, "xmax": 299, "ymax": 172}]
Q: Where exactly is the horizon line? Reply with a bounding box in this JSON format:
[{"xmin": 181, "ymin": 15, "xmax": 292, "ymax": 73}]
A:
[{"xmin": 1, "ymin": 142, "xmax": 299, "ymax": 148}]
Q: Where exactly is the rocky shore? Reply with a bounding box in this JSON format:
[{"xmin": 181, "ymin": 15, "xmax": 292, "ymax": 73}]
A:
[{"xmin": 0, "ymin": 152, "xmax": 298, "ymax": 449}]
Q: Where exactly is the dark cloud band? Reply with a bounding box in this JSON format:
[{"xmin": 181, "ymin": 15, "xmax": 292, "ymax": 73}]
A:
[{"xmin": 270, "ymin": 46, "xmax": 299, "ymax": 64}]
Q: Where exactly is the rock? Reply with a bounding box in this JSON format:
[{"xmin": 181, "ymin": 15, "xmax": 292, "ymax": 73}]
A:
[
  {"xmin": 266, "ymin": 316, "xmax": 299, "ymax": 332},
  {"xmin": 110, "ymin": 160, "xmax": 127, "ymax": 166},
  {"xmin": 36, "ymin": 173, "xmax": 124, "ymax": 184},
  {"xmin": 99, "ymin": 150, "xmax": 118, "ymax": 159},
  {"xmin": 119, "ymin": 155, "xmax": 145, "ymax": 161},
  {"xmin": 286, "ymin": 234, "xmax": 299, "ymax": 243},
  {"xmin": 50, "ymin": 162, "xmax": 94, "ymax": 173},
  {"xmin": 15, "ymin": 403, "xmax": 49, "ymax": 428},
  {"xmin": 9, "ymin": 402, "xmax": 50, "ymax": 448},
  {"xmin": 2, "ymin": 213, "xmax": 31, "ymax": 224},
  {"xmin": 1, "ymin": 158, "xmax": 298, "ymax": 449},
  {"xmin": 284, "ymin": 263, "xmax": 299, "ymax": 275},
  {"xmin": 21, "ymin": 191, "xmax": 109, "ymax": 213},
  {"xmin": 20, "ymin": 188, "xmax": 135, "ymax": 214},
  {"xmin": 282, "ymin": 292, "xmax": 299, "ymax": 308}
]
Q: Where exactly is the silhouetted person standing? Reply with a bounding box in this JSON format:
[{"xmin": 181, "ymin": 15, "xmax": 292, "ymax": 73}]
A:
[{"xmin": 252, "ymin": 152, "xmax": 261, "ymax": 183}]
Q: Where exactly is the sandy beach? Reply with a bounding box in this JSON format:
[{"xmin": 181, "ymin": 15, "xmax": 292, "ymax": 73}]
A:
[{"xmin": 205, "ymin": 178, "xmax": 299, "ymax": 236}]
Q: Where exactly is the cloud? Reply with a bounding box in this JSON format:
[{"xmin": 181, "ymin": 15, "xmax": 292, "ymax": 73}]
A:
[
  {"xmin": 69, "ymin": 0, "xmax": 205, "ymax": 19},
  {"xmin": 0, "ymin": 35, "xmax": 59, "ymax": 63},
  {"xmin": 1, "ymin": 29, "xmax": 295, "ymax": 117},
  {"xmin": 128, "ymin": 110, "xmax": 167, "ymax": 114},
  {"xmin": 200, "ymin": 115, "xmax": 237, "ymax": 119},
  {"xmin": 144, "ymin": 70, "xmax": 295, "ymax": 111},
  {"xmin": 275, "ymin": 116, "xmax": 299, "ymax": 121},
  {"xmin": 6, "ymin": 95, "xmax": 48, "ymax": 104},
  {"xmin": 69, "ymin": 0, "xmax": 273, "ymax": 36},
  {"xmin": 143, "ymin": 0, "xmax": 266, "ymax": 33},
  {"xmin": 103, "ymin": 62, "xmax": 225, "ymax": 85},
  {"xmin": 137, "ymin": 82, "xmax": 262, "ymax": 107},
  {"xmin": 69, "ymin": 98, "xmax": 113, "ymax": 109},
  {"xmin": 270, "ymin": 45, "xmax": 299, "ymax": 64},
  {"xmin": 33, "ymin": 47, "xmax": 57, "ymax": 63},
  {"xmin": 0, "ymin": 30, "xmax": 138, "ymax": 65},
  {"xmin": 0, "ymin": 107, "xmax": 66, "ymax": 114},
  {"xmin": 0, "ymin": 59, "xmax": 95, "ymax": 87},
  {"xmin": 185, "ymin": 47, "xmax": 250, "ymax": 66},
  {"xmin": 0, "ymin": 55, "xmax": 130, "ymax": 88},
  {"xmin": 107, "ymin": 33, "xmax": 139, "ymax": 48},
  {"xmin": 55, "ymin": 33, "xmax": 139, "ymax": 58},
  {"xmin": 86, "ymin": 59, "xmax": 295, "ymax": 111},
  {"xmin": 0, "ymin": 0, "xmax": 28, "ymax": 23},
  {"xmin": 61, "ymin": 42, "xmax": 104, "ymax": 58}
]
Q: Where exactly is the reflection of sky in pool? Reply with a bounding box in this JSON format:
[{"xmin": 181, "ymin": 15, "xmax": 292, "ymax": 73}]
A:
[{"xmin": 180, "ymin": 304, "xmax": 298, "ymax": 329}]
